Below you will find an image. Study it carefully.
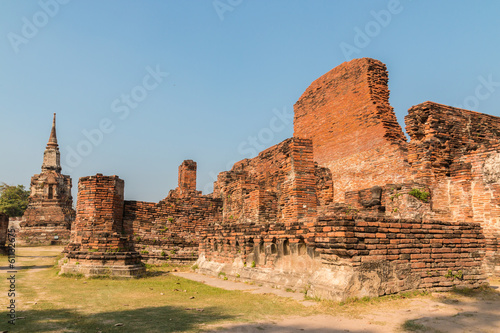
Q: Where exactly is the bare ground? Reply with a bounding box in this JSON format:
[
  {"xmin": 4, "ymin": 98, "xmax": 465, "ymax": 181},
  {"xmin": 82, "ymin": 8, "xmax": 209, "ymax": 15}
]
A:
[{"xmin": 175, "ymin": 272, "xmax": 500, "ymax": 333}]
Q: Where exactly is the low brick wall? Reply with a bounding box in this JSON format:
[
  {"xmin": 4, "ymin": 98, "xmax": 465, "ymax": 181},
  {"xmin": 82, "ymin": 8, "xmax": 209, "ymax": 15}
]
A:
[
  {"xmin": 197, "ymin": 214, "xmax": 487, "ymax": 301},
  {"xmin": 123, "ymin": 192, "xmax": 222, "ymax": 264}
]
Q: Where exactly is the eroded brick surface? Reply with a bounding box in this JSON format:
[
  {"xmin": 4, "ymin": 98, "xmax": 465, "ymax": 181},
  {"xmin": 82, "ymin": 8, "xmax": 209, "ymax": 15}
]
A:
[
  {"xmin": 406, "ymin": 102, "xmax": 500, "ymax": 275},
  {"xmin": 294, "ymin": 58, "xmax": 409, "ymax": 202},
  {"xmin": 122, "ymin": 189, "xmax": 222, "ymax": 264},
  {"xmin": 212, "ymin": 138, "xmax": 319, "ymax": 224}
]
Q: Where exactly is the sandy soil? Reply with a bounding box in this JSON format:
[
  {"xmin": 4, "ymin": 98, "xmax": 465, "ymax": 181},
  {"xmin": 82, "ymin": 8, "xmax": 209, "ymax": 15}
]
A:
[{"xmin": 174, "ymin": 272, "xmax": 500, "ymax": 333}]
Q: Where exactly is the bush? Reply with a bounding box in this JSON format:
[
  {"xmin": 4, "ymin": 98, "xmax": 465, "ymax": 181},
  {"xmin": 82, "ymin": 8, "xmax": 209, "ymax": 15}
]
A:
[
  {"xmin": 0, "ymin": 183, "xmax": 30, "ymax": 217},
  {"xmin": 409, "ymin": 188, "xmax": 430, "ymax": 202}
]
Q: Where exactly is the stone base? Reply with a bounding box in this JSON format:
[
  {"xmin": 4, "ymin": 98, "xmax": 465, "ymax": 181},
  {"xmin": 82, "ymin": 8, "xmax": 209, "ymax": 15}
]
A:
[
  {"xmin": 60, "ymin": 263, "xmax": 145, "ymax": 277},
  {"xmin": 60, "ymin": 251, "xmax": 145, "ymax": 277},
  {"xmin": 196, "ymin": 253, "xmax": 487, "ymax": 302}
]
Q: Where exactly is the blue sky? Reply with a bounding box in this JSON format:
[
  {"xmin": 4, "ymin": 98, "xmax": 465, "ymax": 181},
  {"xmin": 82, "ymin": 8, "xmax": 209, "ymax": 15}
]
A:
[{"xmin": 1, "ymin": 0, "xmax": 500, "ymax": 202}]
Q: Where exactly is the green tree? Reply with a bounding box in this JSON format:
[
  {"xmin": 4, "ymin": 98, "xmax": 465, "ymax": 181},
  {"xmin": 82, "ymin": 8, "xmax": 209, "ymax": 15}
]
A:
[{"xmin": 0, "ymin": 183, "xmax": 30, "ymax": 217}]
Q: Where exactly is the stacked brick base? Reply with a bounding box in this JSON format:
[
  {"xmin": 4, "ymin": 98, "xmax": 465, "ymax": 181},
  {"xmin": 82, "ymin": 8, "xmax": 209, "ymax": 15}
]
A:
[{"xmin": 197, "ymin": 215, "xmax": 487, "ymax": 301}]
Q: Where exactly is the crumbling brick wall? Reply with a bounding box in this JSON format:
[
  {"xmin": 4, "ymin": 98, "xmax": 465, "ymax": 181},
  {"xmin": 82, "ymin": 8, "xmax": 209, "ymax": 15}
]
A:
[
  {"xmin": 344, "ymin": 182, "xmax": 433, "ymax": 220},
  {"xmin": 123, "ymin": 192, "xmax": 222, "ymax": 263},
  {"xmin": 294, "ymin": 58, "xmax": 409, "ymax": 202},
  {"xmin": 212, "ymin": 137, "xmax": 320, "ymax": 224},
  {"xmin": 406, "ymin": 102, "xmax": 500, "ymax": 275},
  {"xmin": 120, "ymin": 160, "xmax": 222, "ymax": 263}
]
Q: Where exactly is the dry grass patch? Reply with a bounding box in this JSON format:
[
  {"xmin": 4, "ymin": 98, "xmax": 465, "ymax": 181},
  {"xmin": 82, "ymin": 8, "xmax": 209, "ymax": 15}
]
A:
[{"xmin": 1, "ymin": 247, "xmax": 315, "ymax": 332}]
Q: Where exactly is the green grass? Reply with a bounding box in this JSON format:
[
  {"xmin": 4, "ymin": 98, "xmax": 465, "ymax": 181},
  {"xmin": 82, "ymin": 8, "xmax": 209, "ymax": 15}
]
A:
[
  {"xmin": 337, "ymin": 290, "xmax": 429, "ymax": 307},
  {"xmin": 402, "ymin": 319, "xmax": 427, "ymax": 331},
  {"xmin": 0, "ymin": 247, "xmax": 315, "ymax": 332}
]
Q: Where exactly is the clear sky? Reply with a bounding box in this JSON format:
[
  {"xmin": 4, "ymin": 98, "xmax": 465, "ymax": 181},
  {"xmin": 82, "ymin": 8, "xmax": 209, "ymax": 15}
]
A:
[{"xmin": 1, "ymin": 0, "xmax": 500, "ymax": 203}]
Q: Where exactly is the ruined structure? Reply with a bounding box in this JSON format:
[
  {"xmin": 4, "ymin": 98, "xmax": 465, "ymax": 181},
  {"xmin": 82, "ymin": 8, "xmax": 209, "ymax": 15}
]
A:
[
  {"xmin": 60, "ymin": 174, "xmax": 144, "ymax": 276},
  {"xmin": 196, "ymin": 58, "xmax": 498, "ymax": 298},
  {"xmin": 121, "ymin": 160, "xmax": 221, "ymax": 263},
  {"xmin": 19, "ymin": 114, "xmax": 75, "ymax": 245},
  {"xmin": 60, "ymin": 162, "xmax": 222, "ymax": 276},
  {"xmin": 60, "ymin": 58, "xmax": 499, "ymax": 298}
]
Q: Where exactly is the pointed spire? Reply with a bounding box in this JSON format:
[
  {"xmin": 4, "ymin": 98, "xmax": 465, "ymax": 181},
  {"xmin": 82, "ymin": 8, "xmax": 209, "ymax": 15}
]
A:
[
  {"xmin": 46, "ymin": 113, "xmax": 58, "ymax": 149},
  {"xmin": 42, "ymin": 113, "xmax": 61, "ymax": 173}
]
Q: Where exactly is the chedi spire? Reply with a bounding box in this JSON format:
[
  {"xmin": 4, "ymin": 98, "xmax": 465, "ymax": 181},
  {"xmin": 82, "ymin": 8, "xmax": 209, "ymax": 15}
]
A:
[
  {"xmin": 46, "ymin": 113, "xmax": 58, "ymax": 149},
  {"xmin": 42, "ymin": 113, "xmax": 61, "ymax": 173}
]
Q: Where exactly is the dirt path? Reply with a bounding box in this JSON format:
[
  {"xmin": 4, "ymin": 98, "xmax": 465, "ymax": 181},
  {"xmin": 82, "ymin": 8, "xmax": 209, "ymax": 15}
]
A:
[{"xmin": 174, "ymin": 272, "xmax": 500, "ymax": 333}]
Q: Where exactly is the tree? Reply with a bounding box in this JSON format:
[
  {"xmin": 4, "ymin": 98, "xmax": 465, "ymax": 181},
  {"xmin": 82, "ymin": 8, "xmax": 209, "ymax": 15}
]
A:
[{"xmin": 0, "ymin": 183, "xmax": 30, "ymax": 217}]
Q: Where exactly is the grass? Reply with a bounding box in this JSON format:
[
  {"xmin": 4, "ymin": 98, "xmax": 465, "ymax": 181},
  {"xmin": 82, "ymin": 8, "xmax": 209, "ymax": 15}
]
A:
[
  {"xmin": 0, "ymin": 247, "xmax": 315, "ymax": 332},
  {"xmin": 402, "ymin": 319, "xmax": 427, "ymax": 331},
  {"xmin": 337, "ymin": 290, "xmax": 429, "ymax": 307},
  {"xmin": 2, "ymin": 247, "xmax": 498, "ymax": 332}
]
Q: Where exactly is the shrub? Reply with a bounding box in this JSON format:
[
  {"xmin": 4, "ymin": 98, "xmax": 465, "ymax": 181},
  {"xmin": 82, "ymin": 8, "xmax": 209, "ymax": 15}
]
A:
[{"xmin": 409, "ymin": 188, "xmax": 430, "ymax": 202}]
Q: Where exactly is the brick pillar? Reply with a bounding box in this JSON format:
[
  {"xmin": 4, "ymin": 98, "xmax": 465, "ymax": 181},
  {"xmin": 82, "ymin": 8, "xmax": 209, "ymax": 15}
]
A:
[
  {"xmin": 61, "ymin": 174, "xmax": 144, "ymax": 277},
  {"xmin": 73, "ymin": 174, "xmax": 125, "ymax": 240},
  {"xmin": 178, "ymin": 160, "xmax": 197, "ymax": 192}
]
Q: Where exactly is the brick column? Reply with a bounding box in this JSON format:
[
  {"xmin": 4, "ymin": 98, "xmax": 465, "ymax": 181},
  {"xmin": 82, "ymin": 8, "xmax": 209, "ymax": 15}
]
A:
[{"xmin": 60, "ymin": 174, "xmax": 144, "ymax": 277}]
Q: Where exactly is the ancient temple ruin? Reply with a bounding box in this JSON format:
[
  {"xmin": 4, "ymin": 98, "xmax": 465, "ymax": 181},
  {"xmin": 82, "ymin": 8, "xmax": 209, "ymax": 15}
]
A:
[
  {"xmin": 18, "ymin": 114, "xmax": 75, "ymax": 245},
  {"xmin": 57, "ymin": 58, "xmax": 498, "ymax": 300}
]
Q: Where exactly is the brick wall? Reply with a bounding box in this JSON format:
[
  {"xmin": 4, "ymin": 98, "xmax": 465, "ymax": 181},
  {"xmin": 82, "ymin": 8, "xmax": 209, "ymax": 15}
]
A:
[
  {"xmin": 212, "ymin": 137, "xmax": 319, "ymax": 224},
  {"xmin": 406, "ymin": 102, "xmax": 500, "ymax": 275},
  {"xmin": 122, "ymin": 191, "xmax": 222, "ymax": 263},
  {"xmin": 294, "ymin": 58, "xmax": 409, "ymax": 202},
  {"xmin": 198, "ymin": 214, "xmax": 487, "ymax": 300},
  {"xmin": 406, "ymin": 101, "xmax": 500, "ymax": 183},
  {"xmin": 120, "ymin": 160, "xmax": 222, "ymax": 263}
]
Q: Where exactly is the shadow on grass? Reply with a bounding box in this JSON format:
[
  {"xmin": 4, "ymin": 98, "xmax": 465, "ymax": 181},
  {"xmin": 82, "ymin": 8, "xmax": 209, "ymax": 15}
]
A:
[
  {"xmin": 206, "ymin": 323, "xmax": 380, "ymax": 333},
  {"xmin": 0, "ymin": 264, "xmax": 53, "ymax": 271},
  {"xmin": 1, "ymin": 306, "xmax": 233, "ymax": 333}
]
